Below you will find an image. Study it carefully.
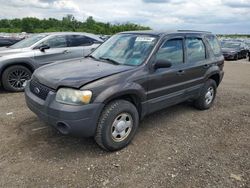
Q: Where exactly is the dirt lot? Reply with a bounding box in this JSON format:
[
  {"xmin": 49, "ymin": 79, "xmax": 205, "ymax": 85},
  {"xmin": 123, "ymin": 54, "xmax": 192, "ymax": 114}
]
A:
[{"xmin": 0, "ymin": 59, "xmax": 249, "ymax": 188}]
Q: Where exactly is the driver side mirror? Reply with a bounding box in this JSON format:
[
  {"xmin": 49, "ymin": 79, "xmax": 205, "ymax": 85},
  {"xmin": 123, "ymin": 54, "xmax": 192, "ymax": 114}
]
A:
[
  {"xmin": 39, "ymin": 44, "xmax": 50, "ymax": 52},
  {"xmin": 154, "ymin": 59, "xmax": 172, "ymax": 69}
]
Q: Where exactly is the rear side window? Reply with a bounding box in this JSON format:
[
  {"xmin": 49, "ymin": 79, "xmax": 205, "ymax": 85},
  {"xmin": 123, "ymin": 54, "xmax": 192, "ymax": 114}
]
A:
[
  {"xmin": 68, "ymin": 35, "xmax": 95, "ymax": 47},
  {"xmin": 206, "ymin": 35, "xmax": 221, "ymax": 56},
  {"xmin": 155, "ymin": 38, "xmax": 184, "ymax": 66},
  {"xmin": 186, "ymin": 38, "xmax": 206, "ymax": 62}
]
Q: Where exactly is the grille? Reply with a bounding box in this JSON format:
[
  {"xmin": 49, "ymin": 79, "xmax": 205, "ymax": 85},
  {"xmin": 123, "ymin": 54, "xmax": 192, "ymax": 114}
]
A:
[{"xmin": 30, "ymin": 79, "xmax": 54, "ymax": 100}]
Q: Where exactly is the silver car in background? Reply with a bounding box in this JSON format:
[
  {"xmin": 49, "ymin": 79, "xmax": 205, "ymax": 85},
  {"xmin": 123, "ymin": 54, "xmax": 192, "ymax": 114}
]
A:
[{"xmin": 0, "ymin": 32, "xmax": 103, "ymax": 91}]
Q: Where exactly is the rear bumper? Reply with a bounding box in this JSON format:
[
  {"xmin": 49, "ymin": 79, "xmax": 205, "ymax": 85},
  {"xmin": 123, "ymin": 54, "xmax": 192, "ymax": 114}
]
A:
[
  {"xmin": 25, "ymin": 81, "xmax": 104, "ymax": 137},
  {"xmin": 219, "ymin": 70, "xmax": 224, "ymax": 85}
]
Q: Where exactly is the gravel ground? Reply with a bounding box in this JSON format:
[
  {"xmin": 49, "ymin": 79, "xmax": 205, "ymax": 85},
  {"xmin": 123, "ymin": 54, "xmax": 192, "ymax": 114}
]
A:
[{"xmin": 0, "ymin": 59, "xmax": 249, "ymax": 188}]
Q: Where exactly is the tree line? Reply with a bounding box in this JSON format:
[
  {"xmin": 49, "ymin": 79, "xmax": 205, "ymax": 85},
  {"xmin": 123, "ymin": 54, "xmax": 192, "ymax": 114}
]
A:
[{"xmin": 0, "ymin": 15, "xmax": 151, "ymax": 34}]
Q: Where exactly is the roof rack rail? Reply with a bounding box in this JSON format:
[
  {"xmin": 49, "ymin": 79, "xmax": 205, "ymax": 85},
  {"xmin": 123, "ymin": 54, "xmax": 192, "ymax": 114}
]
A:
[{"xmin": 177, "ymin": 30, "xmax": 212, "ymax": 33}]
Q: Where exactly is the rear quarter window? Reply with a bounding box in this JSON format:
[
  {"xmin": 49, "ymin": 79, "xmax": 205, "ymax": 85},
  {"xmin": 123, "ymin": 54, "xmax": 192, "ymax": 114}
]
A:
[
  {"xmin": 206, "ymin": 35, "xmax": 222, "ymax": 56},
  {"xmin": 186, "ymin": 37, "xmax": 206, "ymax": 62}
]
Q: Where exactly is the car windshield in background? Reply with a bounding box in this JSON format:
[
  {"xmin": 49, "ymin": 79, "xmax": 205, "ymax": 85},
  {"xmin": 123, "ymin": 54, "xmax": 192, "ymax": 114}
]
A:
[
  {"xmin": 10, "ymin": 34, "xmax": 47, "ymax": 49},
  {"xmin": 221, "ymin": 42, "xmax": 240, "ymax": 49},
  {"xmin": 91, "ymin": 34, "xmax": 158, "ymax": 66}
]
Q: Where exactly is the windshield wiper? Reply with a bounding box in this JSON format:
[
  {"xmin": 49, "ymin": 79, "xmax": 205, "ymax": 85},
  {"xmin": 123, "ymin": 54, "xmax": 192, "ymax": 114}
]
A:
[{"xmin": 99, "ymin": 57, "xmax": 120, "ymax": 65}]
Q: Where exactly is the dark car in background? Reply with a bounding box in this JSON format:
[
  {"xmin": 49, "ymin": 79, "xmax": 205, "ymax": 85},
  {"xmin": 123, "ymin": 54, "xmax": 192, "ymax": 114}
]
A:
[
  {"xmin": 0, "ymin": 32, "xmax": 103, "ymax": 92},
  {"xmin": 0, "ymin": 37, "xmax": 23, "ymax": 47},
  {"xmin": 25, "ymin": 30, "xmax": 224, "ymax": 151},
  {"xmin": 221, "ymin": 41, "xmax": 248, "ymax": 60}
]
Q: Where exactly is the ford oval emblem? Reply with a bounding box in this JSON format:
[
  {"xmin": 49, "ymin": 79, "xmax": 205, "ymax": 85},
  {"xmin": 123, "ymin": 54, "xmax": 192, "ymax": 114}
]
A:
[{"xmin": 34, "ymin": 87, "xmax": 40, "ymax": 94}]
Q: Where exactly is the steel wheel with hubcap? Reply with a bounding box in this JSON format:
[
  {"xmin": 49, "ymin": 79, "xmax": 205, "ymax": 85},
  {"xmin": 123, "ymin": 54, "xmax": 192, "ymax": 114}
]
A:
[
  {"xmin": 194, "ymin": 79, "xmax": 217, "ymax": 110},
  {"xmin": 111, "ymin": 113, "xmax": 133, "ymax": 142},
  {"xmin": 205, "ymin": 87, "xmax": 214, "ymax": 105},
  {"xmin": 95, "ymin": 100, "xmax": 139, "ymax": 151}
]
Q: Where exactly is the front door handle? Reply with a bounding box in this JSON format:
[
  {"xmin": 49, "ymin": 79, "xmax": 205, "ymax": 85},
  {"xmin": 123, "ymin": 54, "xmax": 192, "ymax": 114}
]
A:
[
  {"xmin": 203, "ymin": 64, "xmax": 210, "ymax": 68},
  {"xmin": 177, "ymin": 70, "xmax": 185, "ymax": 75},
  {"xmin": 63, "ymin": 50, "xmax": 70, "ymax": 54}
]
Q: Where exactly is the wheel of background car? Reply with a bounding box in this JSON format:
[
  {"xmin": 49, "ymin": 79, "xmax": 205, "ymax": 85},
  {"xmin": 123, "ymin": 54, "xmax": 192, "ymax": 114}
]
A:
[
  {"xmin": 95, "ymin": 99, "xmax": 139, "ymax": 151},
  {"xmin": 194, "ymin": 79, "xmax": 217, "ymax": 110},
  {"xmin": 2, "ymin": 65, "xmax": 31, "ymax": 92},
  {"xmin": 234, "ymin": 54, "xmax": 238, "ymax": 60}
]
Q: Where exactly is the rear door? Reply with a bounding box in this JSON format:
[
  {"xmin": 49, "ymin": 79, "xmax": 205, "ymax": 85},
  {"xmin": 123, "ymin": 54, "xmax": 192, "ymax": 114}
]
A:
[
  {"xmin": 34, "ymin": 35, "xmax": 71, "ymax": 66},
  {"xmin": 180, "ymin": 35, "xmax": 210, "ymax": 97},
  {"xmin": 67, "ymin": 35, "xmax": 101, "ymax": 59}
]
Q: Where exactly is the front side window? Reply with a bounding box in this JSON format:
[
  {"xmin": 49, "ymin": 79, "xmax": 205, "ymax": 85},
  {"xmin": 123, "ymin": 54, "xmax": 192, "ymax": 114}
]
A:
[
  {"xmin": 186, "ymin": 38, "xmax": 206, "ymax": 62},
  {"xmin": 91, "ymin": 34, "xmax": 158, "ymax": 66},
  {"xmin": 39, "ymin": 36, "xmax": 67, "ymax": 48},
  {"xmin": 155, "ymin": 38, "xmax": 184, "ymax": 66},
  {"xmin": 206, "ymin": 35, "xmax": 221, "ymax": 56},
  {"xmin": 68, "ymin": 35, "xmax": 95, "ymax": 47}
]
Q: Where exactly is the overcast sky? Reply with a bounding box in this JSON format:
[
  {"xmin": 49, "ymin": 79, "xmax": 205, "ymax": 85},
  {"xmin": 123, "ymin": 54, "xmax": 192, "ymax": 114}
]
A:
[{"xmin": 0, "ymin": 0, "xmax": 249, "ymax": 34}]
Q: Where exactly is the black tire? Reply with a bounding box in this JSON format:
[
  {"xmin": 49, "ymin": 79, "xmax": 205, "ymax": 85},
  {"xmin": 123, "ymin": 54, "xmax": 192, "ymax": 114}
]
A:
[
  {"xmin": 2, "ymin": 65, "xmax": 32, "ymax": 92},
  {"xmin": 194, "ymin": 79, "xmax": 217, "ymax": 110},
  {"xmin": 95, "ymin": 100, "xmax": 139, "ymax": 151}
]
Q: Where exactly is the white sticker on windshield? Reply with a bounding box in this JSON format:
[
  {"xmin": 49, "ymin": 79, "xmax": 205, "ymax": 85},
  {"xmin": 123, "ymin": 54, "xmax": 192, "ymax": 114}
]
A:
[{"xmin": 135, "ymin": 37, "xmax": 155, "ymax": 42}]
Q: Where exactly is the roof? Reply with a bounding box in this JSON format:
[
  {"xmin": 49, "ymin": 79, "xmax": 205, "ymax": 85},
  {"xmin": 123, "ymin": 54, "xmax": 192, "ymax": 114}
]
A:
[
  {"xmin": 34, "ymin": 32, "xmax": 103, "ymax": 42},
  {"xmin": 120, "ymin": 30, "xmax": 212, "ymax": 36}
]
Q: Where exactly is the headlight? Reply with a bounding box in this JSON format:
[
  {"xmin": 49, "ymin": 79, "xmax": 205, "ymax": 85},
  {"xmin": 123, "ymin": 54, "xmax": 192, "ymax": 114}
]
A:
[
  {"xmin": 230, "ymin": 51, "xmax": 236, "ymax": 53},
  {"xmin": 56, "ymin": 88, "xmax": 92, "ymax": 105}
]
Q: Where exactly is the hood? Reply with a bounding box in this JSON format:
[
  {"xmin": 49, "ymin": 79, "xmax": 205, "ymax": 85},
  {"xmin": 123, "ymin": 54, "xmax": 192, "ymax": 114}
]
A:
[
  {"xmin": 221, "ymin": 48, "xmax": 239, "ymax": 53},
  {"xmin": 34, "ymin": 58, "xmax": 134, "ymax": 89},
  {"xmin": 0, "ymin": 47, "xmax": 28, "ymax": 56}
]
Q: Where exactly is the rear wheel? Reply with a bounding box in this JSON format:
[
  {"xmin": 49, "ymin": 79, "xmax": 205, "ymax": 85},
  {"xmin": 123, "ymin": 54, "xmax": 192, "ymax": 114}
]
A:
[
  {"xmin": 2, "ymin": 65, "xmax": 31, "ymax": 92},
  {"xmin": 95, "ymin": 100, "xmax": 139, "ymax": 151},
  {"xmin": 194, "ymin": 79, "xmax": 217, "ymax": 110}
]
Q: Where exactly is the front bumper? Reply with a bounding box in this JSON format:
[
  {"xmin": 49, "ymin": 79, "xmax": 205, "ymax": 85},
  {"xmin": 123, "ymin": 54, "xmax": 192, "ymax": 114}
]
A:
[{"xmin": 25, "ymin": 81, "xmax": 104, "ymax": 137}]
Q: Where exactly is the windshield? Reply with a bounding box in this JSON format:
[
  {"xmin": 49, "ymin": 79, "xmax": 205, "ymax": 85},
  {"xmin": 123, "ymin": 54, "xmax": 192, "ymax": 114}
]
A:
[
  {"xmin": 10, "ymin": 34, "xmax": 47, "ymax": 49},
  {"xmin": 221, "ymin": 42, "xmax": 240, "ymax": 49},
  {"xmin": 91, "ymin": 34, "xmax": 158, "ymax": 66}
]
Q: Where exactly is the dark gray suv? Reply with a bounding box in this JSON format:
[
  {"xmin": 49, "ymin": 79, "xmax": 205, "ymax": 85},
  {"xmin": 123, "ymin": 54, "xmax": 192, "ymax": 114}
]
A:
[
  {"xmin": 0, "ymin": 32, "xmax": 103, "ymax": 92},
  {"xmin": 25, "ymin": 30, "xmax": 224, "ymax": 151}
]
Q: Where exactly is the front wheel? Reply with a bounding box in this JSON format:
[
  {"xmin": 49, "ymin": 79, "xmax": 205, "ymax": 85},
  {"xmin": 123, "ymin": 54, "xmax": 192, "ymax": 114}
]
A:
[
  {"xmin": 194, "ymin": 79, "xmax": 217, "ymax": 110},
  {"xmin": 2, "ymin": 65, "xmax": 31, "ymax": 92},
  {"xmin": 95, "ymin": 100, "xmax": 139, "ymax": 151}
]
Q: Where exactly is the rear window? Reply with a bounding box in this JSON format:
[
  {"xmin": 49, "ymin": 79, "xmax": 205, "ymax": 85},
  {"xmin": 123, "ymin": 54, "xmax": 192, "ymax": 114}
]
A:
[{"xmin": 206, "ymin": 35, "xmax": 222, "ymax": 56}]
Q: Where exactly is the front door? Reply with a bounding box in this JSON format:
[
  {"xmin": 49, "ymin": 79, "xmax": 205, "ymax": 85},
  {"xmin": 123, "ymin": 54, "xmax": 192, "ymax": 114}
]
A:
[
  {"xmin": 34, "ymin": 35, "xmax": 71, "ymax": 66},
  {"xmin": 146, "ymin": 36, "xmax": 187, "ymax": 114}
]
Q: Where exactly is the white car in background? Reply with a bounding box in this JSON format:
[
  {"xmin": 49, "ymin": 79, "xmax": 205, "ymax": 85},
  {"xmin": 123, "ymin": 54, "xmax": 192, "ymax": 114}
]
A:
[{"xmin": 0, "ymin": 32, "xmax": 103, "ymax": 91}]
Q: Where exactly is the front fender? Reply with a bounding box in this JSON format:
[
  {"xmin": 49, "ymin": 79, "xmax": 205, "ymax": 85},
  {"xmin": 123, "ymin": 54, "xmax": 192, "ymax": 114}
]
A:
[
  {"xmin": 93, "ymin": 82, "xmax": 147, "ymax": 104},
  {"xmin": 0, "ymin": 57, "xmax": 36, "ymax": 75}
]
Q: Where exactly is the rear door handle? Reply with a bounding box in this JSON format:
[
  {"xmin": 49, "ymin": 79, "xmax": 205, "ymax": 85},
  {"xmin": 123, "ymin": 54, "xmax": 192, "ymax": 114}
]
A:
[{"xmin": 176, "ymin": 70, "xmax": 185, "ymax": 75}]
